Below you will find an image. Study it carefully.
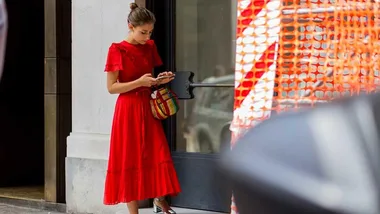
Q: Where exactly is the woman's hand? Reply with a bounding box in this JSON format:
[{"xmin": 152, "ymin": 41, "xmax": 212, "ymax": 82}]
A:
[
  {"xmin": 157, "ymin": 71, "xmax": 175, "ymax": 84},
  {"xmin": 138, "ymin": 73, "xmax": 157, "ymax": 87}
]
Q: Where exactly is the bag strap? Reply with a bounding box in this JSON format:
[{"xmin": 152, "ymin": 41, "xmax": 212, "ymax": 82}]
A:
[{"xmin": 150, "ymin": 84, "xmax": 167, "ymax": 94}]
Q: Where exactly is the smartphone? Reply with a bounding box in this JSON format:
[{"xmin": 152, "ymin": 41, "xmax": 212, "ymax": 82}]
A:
[{"xmin": 156, "ymin": 75, "xmax": 174, "ymax": 81}]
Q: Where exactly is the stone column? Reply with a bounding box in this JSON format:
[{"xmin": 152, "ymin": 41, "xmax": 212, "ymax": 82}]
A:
[
  {"xmin": 66, "ymin": 0, "xmax": 139, "ymax": 213},
  {"xmin": 44, "ymin": 0, "xmax": 72, "ymax": 203}
]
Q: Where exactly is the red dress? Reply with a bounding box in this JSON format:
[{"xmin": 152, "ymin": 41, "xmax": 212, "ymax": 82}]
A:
[{"xmin": 103, "ymin": 40, "xmax": 181, "ymax": 204}]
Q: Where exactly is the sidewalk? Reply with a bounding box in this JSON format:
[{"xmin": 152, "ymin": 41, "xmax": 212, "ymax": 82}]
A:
[
  {"xmin": 0, "ymin": 203, "xmax": 64, "ymax": 214},
  {"xmin": 0, "ymin": 203, "xmax": 224, "ymax": 214}
]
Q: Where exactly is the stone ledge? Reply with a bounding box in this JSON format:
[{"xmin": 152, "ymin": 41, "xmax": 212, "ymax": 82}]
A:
[{"xmin": 67, "ymin": 132, "xmax": 111, "ymax": 160}]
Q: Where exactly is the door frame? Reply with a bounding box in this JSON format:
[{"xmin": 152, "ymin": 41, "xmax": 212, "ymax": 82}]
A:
[
  {"xmin": 146, "ymin": 0, "xmax": 176, "ymax": 151},
  {"xmin": 44, "ymin": 0, "xmax": 71, "ymax": 203},
  {"xmin": 146, "ymin": 0, "xmax": 232, "ymax": 212}
]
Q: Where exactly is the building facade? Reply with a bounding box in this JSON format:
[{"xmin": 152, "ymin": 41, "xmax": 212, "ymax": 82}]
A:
[
  {"xmin": 4, "ymin": 0, "xmax": 369, "ymax": 213},
  {"xmin": 1, "ymin": 0, "xmax": 377, "ymax": 213},
  {"xmin": 66, "ymin": 0, "xmax": 237, "ymax": 213},
  {"xmin": 65, "ymin": 0, "xmax": 380, "ymax": 213}
]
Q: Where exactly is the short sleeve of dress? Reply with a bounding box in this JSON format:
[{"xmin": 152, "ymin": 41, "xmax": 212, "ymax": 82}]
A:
[
  {"xmin": 151, "ymin": 40, "xmax": 163, "ymax": 67},
  {"xmin": 104, "ymin": 43, "xmax": 123, "ymax": 72}
]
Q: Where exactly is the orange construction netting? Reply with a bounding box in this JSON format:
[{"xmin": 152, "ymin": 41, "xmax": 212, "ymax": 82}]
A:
[
  {"xmin": 233, "ymin": 0, "xmax": 380, "ymax": 130},
  {"xmin": 280, "ymin": 0, "xmax": 380, "ymax": 104}
]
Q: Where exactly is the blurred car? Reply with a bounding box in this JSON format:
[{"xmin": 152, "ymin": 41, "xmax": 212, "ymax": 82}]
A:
[{"xmin": 184, "ymin": 75, "xmax": 234, "ymax": 153}]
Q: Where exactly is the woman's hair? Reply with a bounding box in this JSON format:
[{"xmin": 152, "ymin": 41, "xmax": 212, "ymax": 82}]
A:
[{"xmin": 128, "ymin": 3, "xmax": 156, "ymax": 27}]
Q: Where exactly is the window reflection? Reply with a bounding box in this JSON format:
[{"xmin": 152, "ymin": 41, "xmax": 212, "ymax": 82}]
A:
[
  {"xmin": 179, "ymin": 76, "xmax": 234, "ymax": 154},
  {"xmin": 175, "ymin": 0, "xmax": 237, "ymax": 153}
]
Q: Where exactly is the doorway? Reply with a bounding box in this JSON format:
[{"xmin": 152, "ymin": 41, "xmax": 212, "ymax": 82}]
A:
[
  {"xmin": 147, "ymin": 0, "xmax": 236, "ymax": 212},
  {"xmin": 0, "ymin": 0, "xmax": 45, "ymax": 200}
]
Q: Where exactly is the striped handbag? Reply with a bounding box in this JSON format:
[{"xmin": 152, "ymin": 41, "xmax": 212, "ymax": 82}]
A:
[{"xmin": 150, "ymin": 86, "xmax": 179, "ymax": 120}]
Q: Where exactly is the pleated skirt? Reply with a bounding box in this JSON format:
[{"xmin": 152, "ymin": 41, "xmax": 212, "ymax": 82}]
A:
[{"xmin": 103, "ymin": 89, "xmax": 181, "ymax": 205}]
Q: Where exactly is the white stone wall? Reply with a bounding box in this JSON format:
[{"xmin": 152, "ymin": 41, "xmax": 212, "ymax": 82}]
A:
[{"xmin": 67, "ymin": 0, "xmax": 132, "ymax": 213}]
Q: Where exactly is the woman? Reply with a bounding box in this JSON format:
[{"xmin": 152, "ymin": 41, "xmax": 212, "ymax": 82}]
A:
[{"xmin": 103, "ymin": 3, "xmax": 181, "ymax": 214}]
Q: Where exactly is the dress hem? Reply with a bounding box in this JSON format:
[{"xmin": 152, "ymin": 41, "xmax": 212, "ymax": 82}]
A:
[
  {"xmin": 103, "ymin": 161, "xmax": 181, "ymax": 205},
  {"xmin": 103, "ymin": 191, "xmax": 180, "ymax": 205}
]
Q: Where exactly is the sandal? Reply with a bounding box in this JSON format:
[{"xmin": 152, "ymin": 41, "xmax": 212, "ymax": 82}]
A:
[{"xmin": 153, "ymin": 197, "xmax": 176, "ymax": 214}]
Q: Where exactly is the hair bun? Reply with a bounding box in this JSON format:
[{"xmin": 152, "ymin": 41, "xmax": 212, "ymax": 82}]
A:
[{"xmin": 130, "ymin": 3, "xmax": 138, "ymax": 10}]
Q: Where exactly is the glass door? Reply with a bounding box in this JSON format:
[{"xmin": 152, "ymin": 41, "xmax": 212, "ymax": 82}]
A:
[
  {"xmin": 147, "ymin": 0, "xmax": 237, "ymax": 211},
  {"xmin": 170, "ymin": 0, "xmax": 237, "ymax": 212},
  {"xmin": 175, "ymin": 0, "xmax": 236, "ymax": 152}
]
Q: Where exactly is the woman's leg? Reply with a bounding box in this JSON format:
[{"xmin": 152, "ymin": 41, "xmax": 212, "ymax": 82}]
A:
[
  {"xmin": 127, "ymin": 201, "xmax": 139, "ymax": 214},
  {"xmin": 153, "ymin": 197, "xmax": 176, "ymax": 214}
]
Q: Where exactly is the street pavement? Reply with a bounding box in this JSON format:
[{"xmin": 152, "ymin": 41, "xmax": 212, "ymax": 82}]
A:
[
  {"xmin": 0, "ymin": 203, "xmax": 225, "ymax": 214},
  {"xmin": 0, "ymin": 204, "xmax": 64, "ymax": 214}
]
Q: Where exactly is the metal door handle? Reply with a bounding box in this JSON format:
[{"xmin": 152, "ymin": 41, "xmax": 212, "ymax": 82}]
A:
[{"xmin": 170, "ymin": 71, "xmax": 234, "ymax": 99}]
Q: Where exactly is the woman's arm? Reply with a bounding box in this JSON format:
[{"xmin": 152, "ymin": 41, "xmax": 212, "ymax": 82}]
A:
[{"xmin": 107, "ymin": 71, "xmax": 141, "ymax": 94}]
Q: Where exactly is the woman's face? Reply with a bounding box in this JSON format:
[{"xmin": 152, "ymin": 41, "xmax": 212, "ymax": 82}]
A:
[{"xmin": 130, "ymin": 23, "xmax": 154, "ymax": 44}]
